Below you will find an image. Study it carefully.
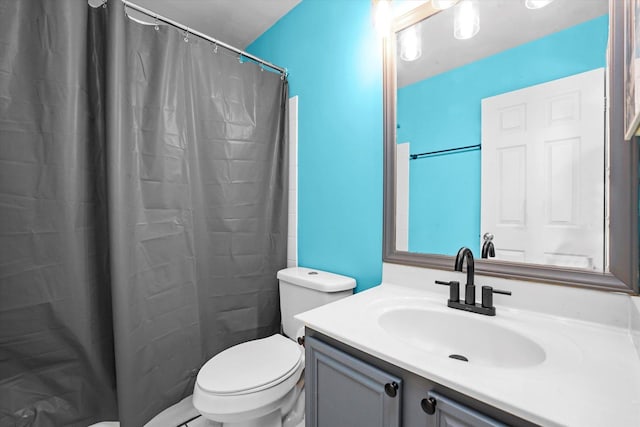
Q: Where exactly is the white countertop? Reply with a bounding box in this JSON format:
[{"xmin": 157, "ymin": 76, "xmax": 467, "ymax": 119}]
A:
[{"xmin": 296, "ymin": 280, "xmax": 640, "ymax": 426}]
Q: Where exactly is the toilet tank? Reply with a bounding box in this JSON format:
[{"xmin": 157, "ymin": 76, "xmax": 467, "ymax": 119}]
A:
[{"xmin": 277, "ymin": 267, "xmax": 356, "ymax": 339}]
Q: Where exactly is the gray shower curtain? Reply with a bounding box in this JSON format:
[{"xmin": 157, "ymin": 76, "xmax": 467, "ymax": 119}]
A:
[{"xmin": 0, "ymin": 1, "xmax": 288, "ymax": 426}]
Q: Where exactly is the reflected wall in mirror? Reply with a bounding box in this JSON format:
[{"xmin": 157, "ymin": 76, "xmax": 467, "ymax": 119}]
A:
[
  {"xmin": 395, "ymin": 0, "xmax": 609, "ymax": 272},
  {"xmin": 384, "ymin": 0, "xmax": 639, "ymax": 292}
]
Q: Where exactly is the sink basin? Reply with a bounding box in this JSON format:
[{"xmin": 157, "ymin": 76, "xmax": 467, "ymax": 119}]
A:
[{"xmin": 378, "ymin": 308, "xmax": 546, "ymax": 368}]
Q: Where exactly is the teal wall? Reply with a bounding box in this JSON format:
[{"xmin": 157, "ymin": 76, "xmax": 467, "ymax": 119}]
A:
[
  {"xmin": 248, "ymin": 0, "xmax": 383, "ymax": 292},
  {"xmin": 397, "ymin": 15, "xmax": 609, "ymax": 256}
]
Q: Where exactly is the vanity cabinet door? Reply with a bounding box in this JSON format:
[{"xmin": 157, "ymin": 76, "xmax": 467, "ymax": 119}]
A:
[
  {"xmin": 306, "ymin": 336, "xmax": 402, "ymax": 427},
  {"xmin": 426, "ymin": 391, "xmax": 508, "ymax": 427}
]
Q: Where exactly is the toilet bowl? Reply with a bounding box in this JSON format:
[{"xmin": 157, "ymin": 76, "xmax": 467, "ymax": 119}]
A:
[
  {"xmin": 193, "ymin": 267, "xmax": 356, "ymax": 427},
  {"xmin": 193, "ymin": 334, "xmax": 304, "ymax": 427}
]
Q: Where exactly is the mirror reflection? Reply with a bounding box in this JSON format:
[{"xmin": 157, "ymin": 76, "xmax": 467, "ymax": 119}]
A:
[{"xmin": 395, "ymin": 0, "xmax": 609, "ymax": 272}]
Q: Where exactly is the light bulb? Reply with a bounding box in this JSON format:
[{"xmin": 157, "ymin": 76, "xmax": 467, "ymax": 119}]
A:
[
  {"xmin": 454, "ymin": 0, "xmax": 479, "ymax": 40},
  {"xmin": 374, "ymin": 0, "xmax": 392, "ymax": 36},
  {"xmin": 431, "ymin": 0, "xmax": 457, "ymax": 10},
  {"xmin": 400, "ymin": 26, "xmax": 422, "ymax": 61},
  {"xmin": 525, "ymin": 0, "xmax": 555, "ymax": 9}
]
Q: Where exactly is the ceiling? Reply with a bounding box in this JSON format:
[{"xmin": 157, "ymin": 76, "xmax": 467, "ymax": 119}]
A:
[
  {"xmin": 128, "ymin": 0, "xmax": 301, "ymax": 49},
  {"xmin": 397, "ymin": 0, "xmax": 609, "ymax": 88}
]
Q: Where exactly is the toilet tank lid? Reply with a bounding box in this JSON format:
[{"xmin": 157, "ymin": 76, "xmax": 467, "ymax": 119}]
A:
[{"xmin": 277, "ymin": 267, "xmax": 356, "ymax": 292}]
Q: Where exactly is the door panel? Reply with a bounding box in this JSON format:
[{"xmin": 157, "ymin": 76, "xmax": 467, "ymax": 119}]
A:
[
  {"xmin": 306, "ymin": 336, "xmax": 402, "ymax": 427},
  {"xmin": 427, "ymin": 392, "xmax": 507, "ymax": 427},
  {"xmin": 481, "ymin": 68, "xmax": 605, "ymax": 271}
]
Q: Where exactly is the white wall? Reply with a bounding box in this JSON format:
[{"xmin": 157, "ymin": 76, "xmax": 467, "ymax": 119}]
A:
[{"xmin": 287, "ymin": 96, "xmax": 298, "ymax": 267}]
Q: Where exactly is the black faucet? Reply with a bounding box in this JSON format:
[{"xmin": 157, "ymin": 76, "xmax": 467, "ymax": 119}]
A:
[
  {"xmin": 435, "ymin": 247, "xmax": 511, "ymax": 316},
  {"xmin": 481, "ymin": 233, "xmax": 495, "ymax": 259},
  {"xmin": 481, "ymin": 240, "xmax": 495, "ymax": 258},
  {"xmin": 454, "ymin": 247, "xmax": 475, "ymax": 304}
]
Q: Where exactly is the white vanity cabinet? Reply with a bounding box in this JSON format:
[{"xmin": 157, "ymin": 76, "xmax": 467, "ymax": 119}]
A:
[{"xmin": 305, "ymin": 331, "xmax": 538, "ymax": 427}]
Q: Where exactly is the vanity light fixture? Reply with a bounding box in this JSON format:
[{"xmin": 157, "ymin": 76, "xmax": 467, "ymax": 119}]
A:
[
  {"xmin": 454, "ymin": 0, "xmax": 479, "ymax": 40},
  {"xmin": 525, "ymin": 0, "xmax": 555, "ymax": 9},
  {"xmin": 431, "ymin": 0, "xmax": 457, "ymax": 10},
  {"xmin": 399, "ymin": 25, "xmax": 422, "ymax": 61}
]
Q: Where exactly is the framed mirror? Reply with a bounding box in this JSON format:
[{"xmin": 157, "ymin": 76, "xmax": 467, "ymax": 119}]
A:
[{"xmin": 383, "ymin": 0, "xmax": 639, "ymax": 293}]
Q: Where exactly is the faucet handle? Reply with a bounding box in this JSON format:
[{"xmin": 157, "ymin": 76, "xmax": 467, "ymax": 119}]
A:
[
  {"xmin": 435, "ymin": 280, "xmax": 460, "ymax": 303},
  {"xmin": 481, "ymin": 286, "xmax": 511, "ymax": 309}
]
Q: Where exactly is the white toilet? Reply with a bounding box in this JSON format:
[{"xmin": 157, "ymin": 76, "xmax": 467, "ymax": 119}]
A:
[{"xmin": 192, "ymin": 267, "xmax": 356, "ymax": 427}]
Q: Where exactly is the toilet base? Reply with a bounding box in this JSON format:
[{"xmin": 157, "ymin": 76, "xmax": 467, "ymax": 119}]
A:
[
  {"xmin": 198, "ymin": 387, "xmax": 301, "ymax": 427},
  {"xmin": 202, "ymin": 412, "xmax": 304, "ymax": 427},
  {"xmin": 217, "ymin": 410, "xmax": 281, "ymax": 427}
]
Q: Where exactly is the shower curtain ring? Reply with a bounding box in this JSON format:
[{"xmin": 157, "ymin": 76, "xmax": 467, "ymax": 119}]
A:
[
  {"xmin": 213, "ymin": 43, "xmax": 218, "ymax": 54},
  {"xmin": 184, "ymin": 30, "xmax": 189, "ymax": 43},
  {"xmin": 154, "ymin": 17, "xmax": 159, "ymax": 31},
  {"xmin": 102, "ymin": 0, "xmax": 107, "ymax": 8}
]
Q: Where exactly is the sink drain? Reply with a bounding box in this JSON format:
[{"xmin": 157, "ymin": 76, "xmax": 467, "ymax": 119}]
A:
[{"xmin": 449, "ymin": 354, "xmax": 469, "ymax": 362}]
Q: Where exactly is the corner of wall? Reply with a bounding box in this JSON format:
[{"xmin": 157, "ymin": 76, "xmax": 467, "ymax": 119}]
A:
[
  {"xmin": 287, "ymin": 95, "xmax": 299, "ymax": 268},
  {"xmin": 629, "ymin": 296, "xmax": 640, "ymax": 359}
]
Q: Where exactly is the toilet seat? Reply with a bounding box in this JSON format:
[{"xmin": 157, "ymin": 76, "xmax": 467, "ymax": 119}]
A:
[
  {"xmin": 196, "ymin": 334, "xmax": 303, "ymax": 396},
  {"xmin": 193, "ymin": 334, "xmax": 305, "ymax": 423},
  {"xmin": 193, "ymin": 361, "xmax": 304, "ymax": 422}
]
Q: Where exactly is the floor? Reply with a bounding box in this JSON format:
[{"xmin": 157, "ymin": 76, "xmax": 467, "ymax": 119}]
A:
[
  {"xmin": 155, "ymin": 392, "xmax": 304, "ymax": 427},
  {"xmin": 145, "ymin": 395, "xmax": 216, "ymax": 427},
  {"xmin": 89, "ymin": 395, "xmax": 218, "ymax": 427},
  {"xmin": 90, "ymin": 392, "xmax": 305, "ymax": 427}
]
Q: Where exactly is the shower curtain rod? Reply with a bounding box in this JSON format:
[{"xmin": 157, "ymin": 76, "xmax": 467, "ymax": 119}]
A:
[
  {"xmin": 409, "ymin": 144, "xmax": 481, "ymax": 160},
  {"xmin": 120, "ymin": 0, "xmax": 288, "ymax": 76}
]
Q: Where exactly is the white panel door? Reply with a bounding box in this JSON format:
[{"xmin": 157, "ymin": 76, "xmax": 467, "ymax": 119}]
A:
[{"xmin": 481, "ymin": 68, "xmax": 605, "ymax": 271}]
